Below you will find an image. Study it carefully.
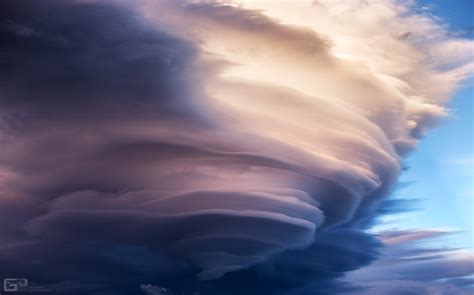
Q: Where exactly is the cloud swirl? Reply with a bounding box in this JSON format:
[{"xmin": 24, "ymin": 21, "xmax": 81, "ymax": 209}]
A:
[{"xmin": 0, "ymin": 0, "xmax": 472, "ymax": 294}]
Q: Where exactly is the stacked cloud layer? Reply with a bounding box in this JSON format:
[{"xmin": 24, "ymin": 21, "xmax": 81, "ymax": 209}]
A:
[{"xmin": 0, "ymin": 0, "xmax": 472, "ymax": 294}]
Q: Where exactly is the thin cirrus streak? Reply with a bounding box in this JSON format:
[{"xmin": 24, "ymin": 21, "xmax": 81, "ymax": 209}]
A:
[{"xmin": 0, "ymin": 0, "xmax": 472, "ymax": 294}]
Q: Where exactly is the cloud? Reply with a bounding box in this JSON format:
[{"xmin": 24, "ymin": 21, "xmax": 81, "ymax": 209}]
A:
[
  {"xmin": 0, "ymin": 0, "xmax": 472, "ymax": 294},
  {"xmin": 451, "ymin": 156, "xmax": 474, "ymax": 166},
  {"xmin": 343, "ymin": 229, "xmax": 474, "ymax": 294},
  {"xmin": 140, "ymin": 284, "xmax": 172, "ymax": 295}
]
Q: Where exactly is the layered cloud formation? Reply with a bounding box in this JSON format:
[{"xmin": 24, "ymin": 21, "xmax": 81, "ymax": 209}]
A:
[{"xmin": 0, "ymin": 0, "xmax": 472, "ymax": 294}]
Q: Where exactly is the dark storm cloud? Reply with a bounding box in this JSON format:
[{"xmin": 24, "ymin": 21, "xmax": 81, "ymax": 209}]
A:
[
  {"xmin": 0, "ymin": 0, "xmax": 472, "ymax": 295},
  {"xmin": 0, "ymin": 0, "xmax": 208, "ymax": 293},
  {"xmin": 0, "ymin": 0, "xmax": 198, "ymax": 115},
  {"xmin": 0, "ymin": 1, "xmax": 355, "ymax": 293}
]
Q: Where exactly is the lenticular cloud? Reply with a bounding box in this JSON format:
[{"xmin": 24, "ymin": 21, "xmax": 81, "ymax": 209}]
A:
[{"xmin": 0, "ymin": 0, "xmax": 472, "ymax": 294}]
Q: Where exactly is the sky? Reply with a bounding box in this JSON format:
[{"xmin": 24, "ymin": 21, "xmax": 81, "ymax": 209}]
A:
[
  {"xmin": 382, "ymin": 0, "xmax": 474, "ymax": 249},
  {"xmin": 392, "ymin": 81, "xmax": 474, "ymax": 248},
  {"xmin": 0, "ymin": 1, "xmax": 473, "ymax": 295}
]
